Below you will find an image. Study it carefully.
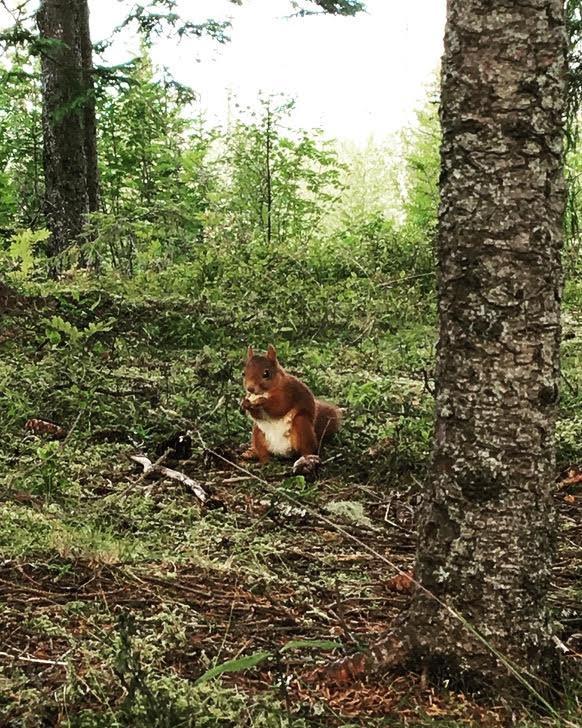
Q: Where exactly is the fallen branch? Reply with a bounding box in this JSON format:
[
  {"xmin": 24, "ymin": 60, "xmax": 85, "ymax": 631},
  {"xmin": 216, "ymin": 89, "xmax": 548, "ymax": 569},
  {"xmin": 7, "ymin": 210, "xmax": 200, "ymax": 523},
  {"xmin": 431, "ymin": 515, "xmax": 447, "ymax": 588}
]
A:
[
  {"xmin": 129, "ymin": 455, "xmax": 207, "ymax": 504},
  {"xmin": 0, "ymin": 650, "xmax": 69, "ymax": 667},
  {"xmin": 112, "ymin": 448, "xmax": 171, "ymax": 500}
]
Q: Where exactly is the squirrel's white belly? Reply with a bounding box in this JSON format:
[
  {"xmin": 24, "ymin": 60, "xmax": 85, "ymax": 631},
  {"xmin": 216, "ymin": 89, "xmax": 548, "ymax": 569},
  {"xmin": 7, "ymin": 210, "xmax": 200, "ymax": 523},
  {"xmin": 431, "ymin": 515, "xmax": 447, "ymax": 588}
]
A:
[{"xmin": 256, "ymin": 412, "xmax": 294, "ymax": 456}]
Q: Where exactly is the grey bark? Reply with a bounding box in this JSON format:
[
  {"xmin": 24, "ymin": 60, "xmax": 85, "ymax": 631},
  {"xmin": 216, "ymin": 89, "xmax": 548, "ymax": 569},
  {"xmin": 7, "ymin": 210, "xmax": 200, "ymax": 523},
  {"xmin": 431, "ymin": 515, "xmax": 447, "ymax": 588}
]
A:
[
  {"xmin": 36, "ymin": 0, "xmax": 99, "ymax": 261},
  {"xmin": 406, "ymin": 0, "xmax": 567, "ymax": 692}
]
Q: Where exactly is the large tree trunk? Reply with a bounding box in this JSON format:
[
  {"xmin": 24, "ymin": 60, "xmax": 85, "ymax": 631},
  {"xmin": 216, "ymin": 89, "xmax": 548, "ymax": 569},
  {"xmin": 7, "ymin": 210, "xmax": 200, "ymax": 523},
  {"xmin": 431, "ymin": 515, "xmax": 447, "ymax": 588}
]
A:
[
  {"xmin": 36, "ymin": 0, "xmax": 99, "ymax": 262},
  {"xmin": 406, "ymin": 0, "xmax": 567, "ymax": 692}
]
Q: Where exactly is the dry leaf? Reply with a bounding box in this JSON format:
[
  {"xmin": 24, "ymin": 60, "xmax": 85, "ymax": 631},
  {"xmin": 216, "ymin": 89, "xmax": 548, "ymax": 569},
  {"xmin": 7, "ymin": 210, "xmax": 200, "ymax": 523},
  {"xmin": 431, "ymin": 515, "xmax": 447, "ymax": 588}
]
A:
[
  {"xmin": 367, "ymin": 437, "xmax": 394, "ymax": 458},
  {"xmin": 24, "ymin": 419, "xmax": 66, "ymax": 439},
  {"xmin": 325, "ymin": 653, "xmax": 369, "ymax": 685},
  {"xmin": 560, "ymin": 469, "xmax": 582, "ymax": 486},
  {"xmin": 386, "ymin": 571, "xmax": 415, "ymax": 593}
]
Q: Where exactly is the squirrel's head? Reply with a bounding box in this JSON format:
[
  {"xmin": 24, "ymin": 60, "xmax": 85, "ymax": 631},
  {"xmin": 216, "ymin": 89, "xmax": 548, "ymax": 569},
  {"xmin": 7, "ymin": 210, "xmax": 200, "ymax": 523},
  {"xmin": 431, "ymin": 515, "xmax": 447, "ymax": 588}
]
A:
[{"xmin": 244, "ymin": 345, "xmax": 283, "ymax": 395}]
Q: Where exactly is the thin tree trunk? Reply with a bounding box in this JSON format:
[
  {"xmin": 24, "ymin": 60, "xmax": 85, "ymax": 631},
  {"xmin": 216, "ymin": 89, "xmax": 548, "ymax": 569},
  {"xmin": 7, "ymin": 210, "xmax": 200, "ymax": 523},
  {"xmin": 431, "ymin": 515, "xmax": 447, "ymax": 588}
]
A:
[
  {"xmin": 265, "ymin": 103, "xmax": 273, "ymax": 246},
  {"xmin": 405, "ymin": 0, "xmax": 567, "ymax": 693},
  {"xmin": 36, "ymin": 0, "xmax": 99, "ymax": 263},
  {"xmin": 77, "ymin": 0, "xmax": 99, "ymax": 214}
]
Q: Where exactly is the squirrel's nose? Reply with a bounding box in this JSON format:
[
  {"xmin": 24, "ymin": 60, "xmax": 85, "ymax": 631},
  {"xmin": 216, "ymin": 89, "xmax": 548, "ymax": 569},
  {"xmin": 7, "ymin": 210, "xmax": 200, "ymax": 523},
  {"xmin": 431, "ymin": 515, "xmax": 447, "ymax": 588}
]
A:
[{"xmin": 247, "ymin": 385, "xmax": 258, "ymax": 395}]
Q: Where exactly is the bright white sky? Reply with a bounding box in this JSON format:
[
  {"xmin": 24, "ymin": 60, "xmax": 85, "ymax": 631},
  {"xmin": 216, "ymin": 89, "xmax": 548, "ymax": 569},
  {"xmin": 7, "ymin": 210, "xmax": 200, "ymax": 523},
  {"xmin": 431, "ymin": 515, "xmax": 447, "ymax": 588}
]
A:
[
  {"xmin": 2, "ymin": 0, "xmax": 446, "ymax": 143},
  {"xmin": 88, "ymin": 0, "xmax": 446, "ymax": 144}
]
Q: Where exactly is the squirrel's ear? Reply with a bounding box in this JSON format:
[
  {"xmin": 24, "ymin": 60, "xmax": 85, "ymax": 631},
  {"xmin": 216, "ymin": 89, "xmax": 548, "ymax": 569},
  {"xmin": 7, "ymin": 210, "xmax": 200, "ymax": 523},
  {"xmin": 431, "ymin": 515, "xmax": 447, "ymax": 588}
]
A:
[
  {"xmin": 247, "ymin": 346, "xmax": 254, "ymax": 361},
  {"xmin": 266, "ymin": 344, "xmax": 277, "ymax": 363}
]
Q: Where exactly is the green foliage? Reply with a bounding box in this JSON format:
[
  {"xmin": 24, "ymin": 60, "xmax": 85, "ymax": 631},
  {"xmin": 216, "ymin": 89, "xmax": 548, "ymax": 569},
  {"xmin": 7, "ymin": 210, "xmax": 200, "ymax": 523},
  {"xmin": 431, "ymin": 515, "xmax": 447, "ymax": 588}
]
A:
[
  {"xmin": 564, "ymin": 133, "xmax": 582, "ymax": 274},
  {"xmin": 32, "ymin": 440, "xmax": 68, "ymax": 497},
  {"xmin": 44, "ymin": 314, "xmax": 115, "ymax": 347},
  {"xmin": 117, "ymin": 2, "xmax": 232, "ymax": 44},
  {"xmin": 195, "ymin": 651, "xmax": 272, "ymax": 686},
  {"xmin": 401, "ymin": 92, "xmax": 441, "ymax": 242},
  {"xmin": 278, "ymin": 474, "xmax": 318, "ymax": 503},
  {"xmin": 91, "ymin": 50, "xmax": 215, "ymax": 273},
  {"xmin": 87, "ymin": 62, "xmax": 345, "ymax": 274},
  {"xmin": 295, "ymin": 0, "xmax": 366, "ymax": 15},
  {"xmin": 0, "ymin": 184, "xmax": 579, "ymax": 725},
  {"xmin": 4, "ymin": 228, "xmax": 50, "ymax": 277},
  {"xmin": 566, "ymin": 0, "xmax": 582, "ymax": 144},
  {"xmin": 196, "ymin": 639, "xmax": 341, "ymax": 686},
  {"xmin": 332, "ymin": 138, "xmax": 402, "ymax": 229},
  {"xmin": 212, "ymin": 95, "xmax": 344, "ymax": 248},
  {"xmin": 0, "ymin": 51, "xmax": 43, "ymax": 231},
  {"xmin": 1, "ymin": 14, "xmax": 580, "ymax": 723}
]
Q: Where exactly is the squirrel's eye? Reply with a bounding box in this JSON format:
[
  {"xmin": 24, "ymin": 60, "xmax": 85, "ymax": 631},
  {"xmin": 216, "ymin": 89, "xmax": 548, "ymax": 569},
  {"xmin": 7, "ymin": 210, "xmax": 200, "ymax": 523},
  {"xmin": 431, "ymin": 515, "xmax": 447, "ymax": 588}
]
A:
[{"xmin": 263, "ymin": 369, "xmax": 271, "ymax": 379}]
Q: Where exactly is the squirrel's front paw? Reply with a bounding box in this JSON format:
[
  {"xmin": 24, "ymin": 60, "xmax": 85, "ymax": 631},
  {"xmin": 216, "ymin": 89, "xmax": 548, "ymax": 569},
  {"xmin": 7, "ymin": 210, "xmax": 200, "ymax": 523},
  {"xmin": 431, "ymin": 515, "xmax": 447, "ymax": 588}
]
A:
[
  {"xmin": 241, "ymin": 397, "xmax": 266, "ymax": 415},
  {"xmin": 293, "ymin": 454, "xmax": 321, "ymax": 476},
  {"xmin": 240, "ymin": 447, "xmax": 257, "ymax": 461}
]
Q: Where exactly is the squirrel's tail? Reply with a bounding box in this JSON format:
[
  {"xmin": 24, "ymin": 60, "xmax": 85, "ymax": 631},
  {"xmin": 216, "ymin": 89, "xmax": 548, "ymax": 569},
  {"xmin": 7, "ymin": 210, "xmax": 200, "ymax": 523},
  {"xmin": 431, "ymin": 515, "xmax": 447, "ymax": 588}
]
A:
[{"xmin": 314, "ymin": 400, "xmax": 342, "ymax": 445}]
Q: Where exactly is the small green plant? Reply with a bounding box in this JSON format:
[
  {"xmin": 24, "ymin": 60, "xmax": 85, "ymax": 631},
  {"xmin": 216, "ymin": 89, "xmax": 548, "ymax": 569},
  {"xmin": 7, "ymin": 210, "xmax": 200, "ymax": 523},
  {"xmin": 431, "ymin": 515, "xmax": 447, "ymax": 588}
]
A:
[
  {"xmin": 5, "ymin": 228, "xmax": 50, "ymax": 277},
  {"xmin": 44, "ymin": 314, "xmax": 115, "ymax": 346},
  {"xmin": 277, "ymin": 475, "xmax": 319, "ymax": 503},
  {"xmin": 195, "ymin": 639, "xmax": 341, "ymax": 687},
  {"xmin": 33, "ymin": 440, "xmax": 67, "ymax": 497}
]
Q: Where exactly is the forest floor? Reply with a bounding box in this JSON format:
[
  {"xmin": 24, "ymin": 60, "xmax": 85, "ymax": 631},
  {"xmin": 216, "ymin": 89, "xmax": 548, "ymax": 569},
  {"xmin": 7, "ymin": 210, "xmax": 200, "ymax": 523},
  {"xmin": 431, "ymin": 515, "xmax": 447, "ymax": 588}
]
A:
[{"xmin": 0, "ymin": 259, "xmax": 581, "ymax": 726}]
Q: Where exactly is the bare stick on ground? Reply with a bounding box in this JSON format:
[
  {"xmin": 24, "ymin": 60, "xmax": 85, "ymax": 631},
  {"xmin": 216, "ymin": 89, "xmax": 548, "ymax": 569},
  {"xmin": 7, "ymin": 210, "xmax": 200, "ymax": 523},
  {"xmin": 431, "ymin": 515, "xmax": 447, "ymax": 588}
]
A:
[{"xmin": 129, "ymin": 454, "xmax": 208, "ymax": 504}]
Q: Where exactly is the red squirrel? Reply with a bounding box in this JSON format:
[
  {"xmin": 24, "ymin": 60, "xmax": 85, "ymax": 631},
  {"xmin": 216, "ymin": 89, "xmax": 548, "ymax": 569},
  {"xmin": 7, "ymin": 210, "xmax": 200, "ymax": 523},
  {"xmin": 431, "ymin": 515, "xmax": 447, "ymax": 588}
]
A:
[{"xmin": 240, "ymin": 345, "xmax": 341, "ymax": 474}]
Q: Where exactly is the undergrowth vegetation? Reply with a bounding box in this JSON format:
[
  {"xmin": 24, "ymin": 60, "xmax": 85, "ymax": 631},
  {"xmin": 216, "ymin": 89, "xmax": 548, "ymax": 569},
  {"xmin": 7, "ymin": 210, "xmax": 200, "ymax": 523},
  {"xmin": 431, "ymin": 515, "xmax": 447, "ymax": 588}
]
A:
[{"xmin": 1, "ymin": 45, "xmax": 581, "ymax": 728}]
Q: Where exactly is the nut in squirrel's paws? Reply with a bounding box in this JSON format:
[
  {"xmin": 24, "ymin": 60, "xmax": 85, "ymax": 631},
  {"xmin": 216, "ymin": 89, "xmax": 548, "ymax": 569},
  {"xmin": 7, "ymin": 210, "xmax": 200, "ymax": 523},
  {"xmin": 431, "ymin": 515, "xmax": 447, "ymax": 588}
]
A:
[
  {"xmin": 241, "ymin": 392, "xmax": 268, "ymax": 412},
  {"xmin": 293, "ymin": 454, "xmax": 321, "ymax": 475},
  {"xmin": 247, "ymin": 392, "xmax": 267, "ymax": 403}
]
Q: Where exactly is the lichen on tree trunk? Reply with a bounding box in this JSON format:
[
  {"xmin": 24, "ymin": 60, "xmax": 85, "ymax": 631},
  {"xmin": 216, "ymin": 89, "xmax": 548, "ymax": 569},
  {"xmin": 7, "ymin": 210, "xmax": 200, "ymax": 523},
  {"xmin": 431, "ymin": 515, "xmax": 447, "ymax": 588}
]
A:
[{"xmin": 405, "ymin": 0, "xmax": 567, "ymax": 692}]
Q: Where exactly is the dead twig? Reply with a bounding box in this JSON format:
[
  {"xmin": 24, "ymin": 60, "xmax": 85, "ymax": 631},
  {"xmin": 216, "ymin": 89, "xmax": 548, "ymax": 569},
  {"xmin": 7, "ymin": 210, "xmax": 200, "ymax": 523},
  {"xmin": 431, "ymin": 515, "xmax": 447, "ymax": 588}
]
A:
[
  {"xmin": 0, "ymin": 649, "xmax": 70, "ymax": 667},
  {"xmin": 378, "ymin": 271, "xmax": 435, "ymax": 289},
  {"xmin": 421, "ymin": 368, "xmax": 435, "ymax": 397},
  {"xmin": 109, "ymin": 448, "xmax": 171, "ymax": 501},
  {"xmin": 128, "ymin": 454, "xmax": 207, "ymax": 504},
  {"xmin": 59, "ymin": 406, "xmax": 88, "ymax": 449}
]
